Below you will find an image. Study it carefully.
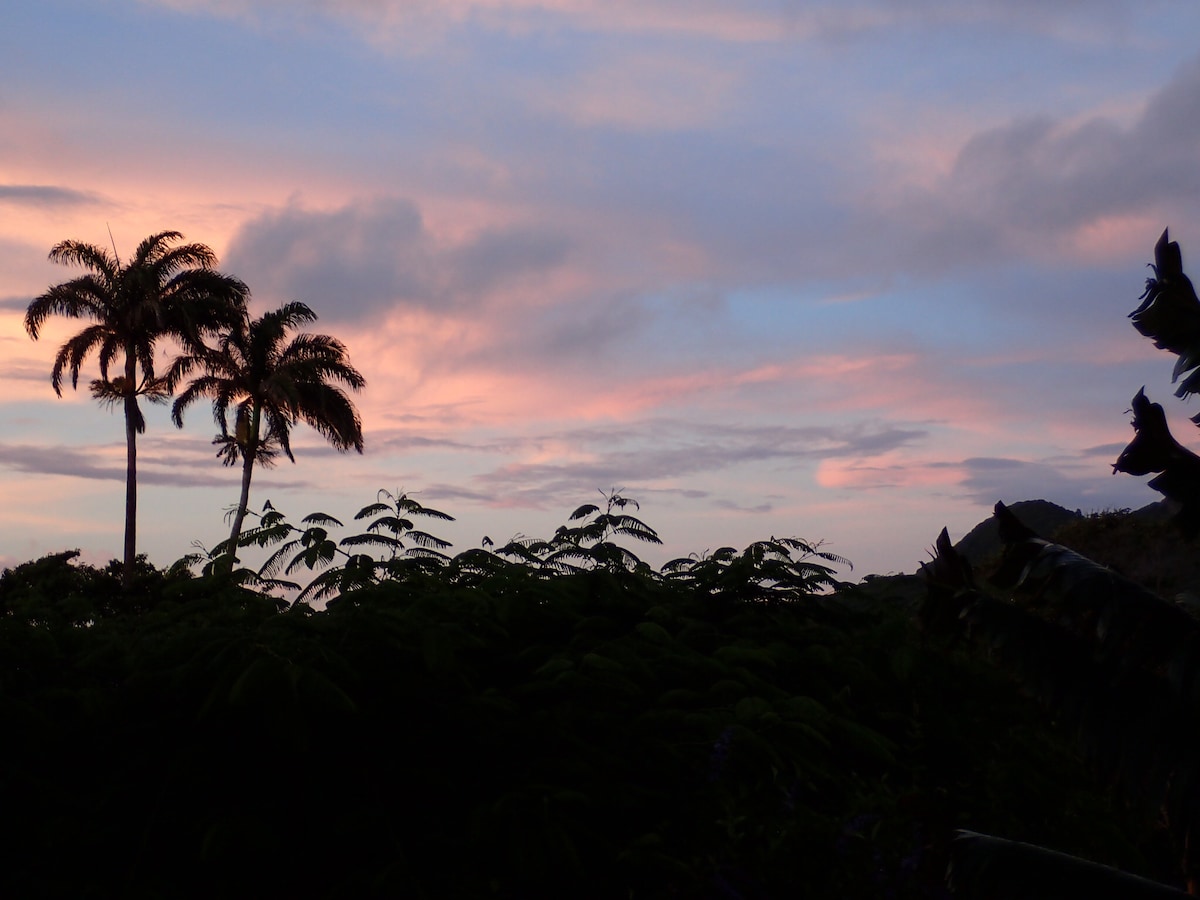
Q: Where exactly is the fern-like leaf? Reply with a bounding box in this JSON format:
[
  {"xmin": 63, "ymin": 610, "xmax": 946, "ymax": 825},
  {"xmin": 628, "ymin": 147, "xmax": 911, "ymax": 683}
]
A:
[{"xmin": 569, "ymin": 503, "xmax": 601, "ymax": 521}]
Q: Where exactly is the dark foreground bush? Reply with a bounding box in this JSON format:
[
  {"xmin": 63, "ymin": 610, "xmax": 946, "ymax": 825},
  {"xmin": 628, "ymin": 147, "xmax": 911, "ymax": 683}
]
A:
[{"xmin": 0, "ymin": 556, "xmax": 1169, "ymax": 898}]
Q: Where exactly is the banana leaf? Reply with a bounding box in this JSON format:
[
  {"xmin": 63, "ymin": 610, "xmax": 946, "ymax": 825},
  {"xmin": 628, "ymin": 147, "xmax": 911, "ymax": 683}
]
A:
[
  {"xmin": 990, "ymin": 501, "xmax": 1200, "ymax": 696},
  {"xmin": 1129, "ymin": 228, "xmax": 1200, "ymax": 362},
  {"xmin": 925, "ymin": 509, "xmax": 1200, "ymax": 880},
  {"xmin": 1112, "ymin": 389, "xmax": 1200, "ymax": 534},
  {"xmin": 947, "ymin": 830, "xmax": 1188, "ymax": 899}
]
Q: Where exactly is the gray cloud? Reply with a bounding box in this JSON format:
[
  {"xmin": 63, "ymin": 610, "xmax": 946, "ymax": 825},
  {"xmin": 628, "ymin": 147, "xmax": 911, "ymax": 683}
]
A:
[
  {"xmin": 713, "ymin": 498, "xmax": 773, "ymax": 514},
  {"xmin": 957, "ymin": 454, "xmax": 1155, "ymax": 511},
  {"xmin": 0, "ymin": 184, "xmax": 102, "ymax": 208},
  {"xmin": 360, "ymin": 418, "xmax": 926, "ymax": 512},
  {"xmin": 0, "ymin": 444, "xmax": 126, "ymax": 482},
  {"xmin": 0, "ymin": 295, "xmax": 33, "ymax": 311},
  {"xmin": 447, "ymin": 226, "xmax": 571, "ymax": 295},
  {"xmin": 224, "ymin": 197, "xmax": 434, "ymax": 319},
  {"xmin": 449, "ymin": 290, "xmax": 655, "ymax": 375},
  {"xmin": 0, "ymin": 439, "xmax": 311, "ymax": 489},
  {"xmin": 888, "ymin": 56, "xmax": 1200, "ymax": 268},
  {"xmin": 419, "ymin": 482, "xmax": 497, "ymax": 505},
  {"xmin": 214, "ymin": 46, "xmax": 1200, "ymax": 350},
  {"xmin": 467, "ymin": 419, "xmax": 927, "ymax": 507},
  {"xmin": 224, "ymin": 197, "xmax": 572, "ymax": 322},
  {"xmin": 855, "ymin": 0, "xmax": 1140, "ymax": 35},
  {"xmin": 1082, "ymin": 442, "xmax": 1128, "ymax": 459},
  {"xmin": 372, "ymin": 433, "xmax": 483, "ymax": 453},
  {"xmin": 0, "ymin": 362, "xmax": 52, "ymax": 383},
  {"xmin": 0, "ymin": 442, "xmax": 225, "ymax": 486}
]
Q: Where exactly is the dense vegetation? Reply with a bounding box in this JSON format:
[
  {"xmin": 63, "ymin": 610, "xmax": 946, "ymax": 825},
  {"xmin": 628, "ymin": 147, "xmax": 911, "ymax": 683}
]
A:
[{"xmin": 0, "ymin": 523, "xmax": 1178, "ymax": 899}]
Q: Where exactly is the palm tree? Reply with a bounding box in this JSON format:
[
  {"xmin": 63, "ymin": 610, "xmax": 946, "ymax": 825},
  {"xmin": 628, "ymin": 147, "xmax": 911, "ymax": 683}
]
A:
[
  {"xmin": 24, "ymin": 231, "xmax": 249, "ymax": 587},
  {"xmin": 167, "ymin": 301, "xmax": 366, "ymax": 558}
]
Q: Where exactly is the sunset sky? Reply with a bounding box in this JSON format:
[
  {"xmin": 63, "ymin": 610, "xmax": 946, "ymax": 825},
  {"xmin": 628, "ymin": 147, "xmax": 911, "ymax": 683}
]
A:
[{"xmin": 3, "ymin": 0, "xmax": 1200, "ymax": 580}]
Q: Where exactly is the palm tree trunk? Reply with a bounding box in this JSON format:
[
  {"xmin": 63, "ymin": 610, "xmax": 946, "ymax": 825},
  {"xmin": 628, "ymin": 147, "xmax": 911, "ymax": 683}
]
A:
[
  {"xmin": 228, "ymin": 446, "xmax": 257, "ymax": 551},
  {"xmin": 226, "ymin": 404, "xmax": 262, "ymax": 557},
  {"xmin": 122, "ymin": 355, "xmax": 138, "ymax": 590}
]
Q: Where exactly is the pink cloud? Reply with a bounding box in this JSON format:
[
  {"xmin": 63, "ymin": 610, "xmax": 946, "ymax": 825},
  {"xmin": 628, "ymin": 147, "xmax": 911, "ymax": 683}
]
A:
[
  {"xmin": 814, "ymin": 454, "xmax": 965, "ymax": 491},
  {"xmin": 350, "ymin": 335, "xmax": 930, "ymax": 426},
  {"xmin": 1064, "ymin": 213, "xmax": 1174, "ymax": 265}
]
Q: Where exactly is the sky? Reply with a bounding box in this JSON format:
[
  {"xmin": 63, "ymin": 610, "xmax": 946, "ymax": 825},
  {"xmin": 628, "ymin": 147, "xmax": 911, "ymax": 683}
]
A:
[{"xmin": 3, "ymin": 0, "xmax": 1200, "ymax": 581}]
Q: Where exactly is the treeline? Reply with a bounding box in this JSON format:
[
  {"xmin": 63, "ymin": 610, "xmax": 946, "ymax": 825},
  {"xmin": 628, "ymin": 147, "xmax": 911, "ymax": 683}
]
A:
[{"xmin": 0, "ymin": 537, "xmax": 1170, "ymax": 898}]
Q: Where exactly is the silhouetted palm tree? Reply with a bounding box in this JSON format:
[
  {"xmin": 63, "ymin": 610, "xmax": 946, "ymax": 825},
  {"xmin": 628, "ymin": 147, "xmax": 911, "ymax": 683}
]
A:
[
  {"xmin": 24, "ymin": 231, "xmax": 248, "ymax": 587},
  {"xmin": 168, "ymin": 301, "xmax": 365, "ymax": 556}
]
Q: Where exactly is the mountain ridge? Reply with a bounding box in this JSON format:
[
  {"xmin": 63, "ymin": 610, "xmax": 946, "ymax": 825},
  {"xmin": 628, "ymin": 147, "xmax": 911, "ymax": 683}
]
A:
[{"xmin": 952, "ymin": 498, "xmax": 1173, "ymax": 569}]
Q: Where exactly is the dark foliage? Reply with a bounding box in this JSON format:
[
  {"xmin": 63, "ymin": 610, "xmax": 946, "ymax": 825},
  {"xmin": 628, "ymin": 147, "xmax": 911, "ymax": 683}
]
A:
[
  {"xmin": 948, "ymin": 831, "xmax": 1188, "ymax": 900},
  {"xmin": 1114, "ymin": 389, "xmax": 1200, "ymax": 535},
  {"xmin": 1129, "ymin": 228, "xmax": 1200, "ymax": 373},
  {"xmin": 1117, "ymin": 228, "xmax": 1200, "ymax": 533},
  {"xmin": 918, "ymin": 228, "xmax": 1200, "ymax": 897},
  {"xmin": 0, "ymin": 543, "xmax": 1164, "ymax": 898},
  {"xmin": 1047, "ymin": 506, "xmax": 1199, "ymax": 601},
  {"xmin": 922, "ymin": 503, "xmax": 1199, "ymax": 896}
]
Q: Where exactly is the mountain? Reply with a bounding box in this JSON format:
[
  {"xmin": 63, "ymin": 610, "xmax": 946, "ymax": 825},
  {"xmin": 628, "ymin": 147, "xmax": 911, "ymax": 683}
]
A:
[
  {"xmin": 952, "ymin": 499, "xmax": 1083, "ymax": 567},
  {"xmin": 943, "ymin": 498, "xmax": 1200, "ymax": 600}
]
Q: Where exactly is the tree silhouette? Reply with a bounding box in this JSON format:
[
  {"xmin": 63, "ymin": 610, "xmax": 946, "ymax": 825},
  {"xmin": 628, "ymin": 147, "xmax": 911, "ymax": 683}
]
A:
[
  {"xmin": 24, "ymin": 231, "xmax": 248, "ymax": 588},
  {"xmin": 168, "ymin": 301, "xmax": 365, "ymax": 558}
]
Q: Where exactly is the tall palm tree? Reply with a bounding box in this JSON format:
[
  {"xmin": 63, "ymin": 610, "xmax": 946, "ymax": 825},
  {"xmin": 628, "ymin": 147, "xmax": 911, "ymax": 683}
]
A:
[
  {"xmin": 168, "ymin": 301, "xmax": 366, "ymax": 556},
  {"xmin": 24, "ymin": 231, "xmax": 249, "ymax": 587}
]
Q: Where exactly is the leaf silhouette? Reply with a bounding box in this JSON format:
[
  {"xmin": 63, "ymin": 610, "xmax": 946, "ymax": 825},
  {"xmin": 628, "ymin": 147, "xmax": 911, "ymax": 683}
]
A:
[{"xmin": 947, "ymin": 830, "xmax": 1188, "ymax": 899}]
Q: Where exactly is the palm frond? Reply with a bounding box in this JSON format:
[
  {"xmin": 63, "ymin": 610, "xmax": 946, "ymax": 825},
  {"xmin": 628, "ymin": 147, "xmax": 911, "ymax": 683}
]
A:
[
  {"xmin": 365, "ymin": 515, "xmax": 414, "ymax": 536},
  {"xmin": 284, "ymin": 536, "xmax": 339, "ymax": 575},
  {"xmin": 295, "ymin": 568, "xmax": 358, "ymax": 605},
  {"xmin": 411, "ymin": 502, "xmax": 455, "ymax": 522},
  {"xmin": 354, "ymin": 502, "xmax": 394, "ymax": 519},
  {"xmin": 46, "ymin": 240, "xmax": 119, "ymax": 283},
  {"xmin": 338, "ymin": 533, "xmax": 404, "ymax": 552},
  {"xmin": 605, "ymin": 514, "xmax": 663, "ymax": 544},
  {"xmin": 49, "ymin": 325, "xmax": 108, "ymax": 394},
  {"xmin": 404, "ymin": 546, "xmax": 451, "ymax": 562},
  {"xmin": 449, "ymin": 547, "xmax": 510, "ymax": 578},
  {"xmin": 258, "ymin": 541, "xmax": 302, "ymax": 580},
  {"xmin": 406, "ymin": 530, "xmax": 453, "ymax": 551},
  {"xmin": 569, "ymin": 503, "xmax": 601, "ymax": 521},
  {"xmin": 660, "ymin": 556, "xmax": 699, "ymax": 574},
  {"xmin": 25, "ymin": 278, "xmax": 108, "ymax": 339},
  {"xmin": 300, "ymin": 512, "xmax": 344, "ymax": 528},
  {"xmin": 496, "ymin": 539, "xmax": 552, "ymax": 566}
]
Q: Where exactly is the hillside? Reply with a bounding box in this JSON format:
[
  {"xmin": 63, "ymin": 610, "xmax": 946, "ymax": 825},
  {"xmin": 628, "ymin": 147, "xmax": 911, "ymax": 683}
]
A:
[
  {"xmin": 945, "ymin": 499, "xmax": 1200, "ymax": 600},
  {"xmin": 952, "ymin": 499, "xmax": 1082, "ymax": 567}
]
